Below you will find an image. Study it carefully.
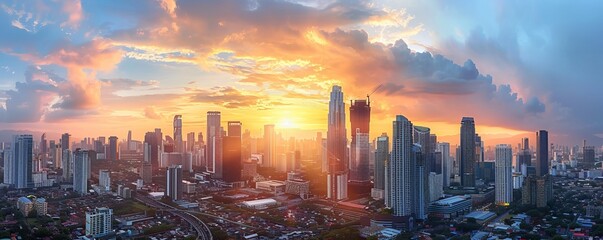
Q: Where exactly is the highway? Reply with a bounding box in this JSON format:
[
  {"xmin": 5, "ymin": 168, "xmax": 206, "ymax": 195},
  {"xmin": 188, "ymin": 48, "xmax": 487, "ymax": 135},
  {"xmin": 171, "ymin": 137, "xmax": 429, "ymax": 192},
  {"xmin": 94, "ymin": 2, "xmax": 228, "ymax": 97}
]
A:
[{"xmin": 134, "ymin": 195, "xmax": 213, "ymax": 240}]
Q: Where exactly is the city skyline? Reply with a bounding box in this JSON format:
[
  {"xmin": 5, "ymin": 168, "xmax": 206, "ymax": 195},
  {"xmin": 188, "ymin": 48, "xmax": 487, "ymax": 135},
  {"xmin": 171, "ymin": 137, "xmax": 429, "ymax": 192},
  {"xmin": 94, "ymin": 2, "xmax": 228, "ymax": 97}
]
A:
[{"xmin": 1, "ymin": 1, "xmax": 602, "ymax": 145}]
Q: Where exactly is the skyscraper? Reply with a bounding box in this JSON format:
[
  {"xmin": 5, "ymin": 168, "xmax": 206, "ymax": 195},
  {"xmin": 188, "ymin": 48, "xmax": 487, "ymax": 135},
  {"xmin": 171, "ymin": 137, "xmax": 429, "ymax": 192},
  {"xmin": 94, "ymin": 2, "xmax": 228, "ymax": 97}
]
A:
[
  {"xmin": 99, "ymin": 169, "xmax": 111, "ymax": 192},
  {"xmin": 207, "ymin": 111, "xmax": 222, "ymax": 177},
  {"xmin": 436, "ymin": 142, "xmax": 451, "ymax": 187},
  {"xmin": 62, "ymin": 149, "xmax": 72, "ymax": 181},
  {"xmin": 413, "ymin": 125, "xmax": 431, "ymax": 217},
  {"xmin": 327, "ymin": 85, "xmax": 348, "ymax": 200},
  {"xmin": 389, "ymin": 115, "xmax": 415, "ymax": 217},
  {"xmin": 350, "ymin": 99, "xmax": 370, "ymax": 182},
  {"xmin": 228, "ymin": 121, "xmax": 242, "ymax": 137},
  {"xmin": 86, "ymin": 207, "xmax": 112, "ymax": 237},
  {"xmin": 186, "ymin": 132, "xmax": 195, "ymax": 152},
  {"xmin": 263, "ymin": 124, "xmax": 276, "ymax": 168},
  {"xmin": 144, "ymin": 132, "xmax": 160, "ymax": 172},
  {"xmin": 40, "ymin": 133, "xmax": 47, "ymax": 156},
  {"xmin": 127, "ymin": 130, "xmax": 132, "ymax": 151},
  {"xmin": 536, "ymin": 130, "xmax": 548, "ymax": 177},
  {"xmin": 61, "ymin": 133, "xmax": 71, "ymax": 152},
  {"xmin": 108, "ymin": 136, "xmax": 118, "ymax": 161},
  {"xmin": 73, "ymin": 149, "xmax": 90, "ymax": 194},
  {"xmin": 141, "ymin": 142, "xmax": 153, "ymax": 183},
  {"xmin": 495, "ymin": 144, "xmax": 513, "ymax": 206},
  {"xmin": 374, "ymin": 133, "xmax": 389, "ymax": 190},
  {"xmin": 12, "ymin": 135, "xmax": 33, "ymax": 189},
  {"xmin": 223, "ymin": 136, "xmax": 242, "ymax": 183},
  {"xmin": 583, "ymin": 145, "xmax": 595, "ymax": 168},
  {"xmin": 3, "ymin": 145, "xmax": 14, "ymax": 186},
  {"xmin": 460, "ymin": 117, "xmax": 476, "ymax": 187},
  {"xmin": 173, "ymin": 115, "xmax": 183, "ymax": 152},
  {"xmin": 166, "ymin": 165, "xmax": 183, "ymax": 201}
]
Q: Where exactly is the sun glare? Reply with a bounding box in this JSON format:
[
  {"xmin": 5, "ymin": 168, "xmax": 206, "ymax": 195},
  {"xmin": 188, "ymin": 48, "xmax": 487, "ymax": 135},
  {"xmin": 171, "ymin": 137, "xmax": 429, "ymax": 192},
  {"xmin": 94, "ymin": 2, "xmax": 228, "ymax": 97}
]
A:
[{"xmin": 278, "ymin": 118, "xmax": 296, "ymax": 129}]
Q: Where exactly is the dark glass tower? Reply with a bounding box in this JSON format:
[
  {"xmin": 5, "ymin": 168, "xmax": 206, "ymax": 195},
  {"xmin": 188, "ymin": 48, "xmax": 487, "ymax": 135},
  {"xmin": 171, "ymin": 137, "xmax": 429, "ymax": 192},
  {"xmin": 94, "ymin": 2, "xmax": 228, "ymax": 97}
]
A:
[
  {"xmin": 349, "ymin": 99, "xmax": 371, "ymax": 182},
  {"xmin": 460, "ymin": 117, "xmax": 476, "ymax": 187},
  {"xmin": 536, "ymin": 130, "xmax": 548, "ymax": 176}
]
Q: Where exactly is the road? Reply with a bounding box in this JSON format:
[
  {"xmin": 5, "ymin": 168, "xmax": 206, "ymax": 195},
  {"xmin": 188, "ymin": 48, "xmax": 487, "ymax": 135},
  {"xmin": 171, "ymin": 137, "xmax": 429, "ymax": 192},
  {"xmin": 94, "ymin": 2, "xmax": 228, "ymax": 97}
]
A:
[
  {"xmin": 134, "ymin": 195, "xmax": 213, "ymax": 240},
  {"xmin": 491, "ymin": 209, "xmax": 512, "ymax": 224}
]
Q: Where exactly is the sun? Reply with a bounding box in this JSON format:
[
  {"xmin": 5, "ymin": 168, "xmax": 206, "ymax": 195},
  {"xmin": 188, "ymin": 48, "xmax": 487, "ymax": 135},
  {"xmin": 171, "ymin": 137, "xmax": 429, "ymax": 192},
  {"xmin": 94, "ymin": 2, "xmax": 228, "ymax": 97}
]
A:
[{"xmin": 278, "ymin": 118, "xmax": 297, "ymax": 129}]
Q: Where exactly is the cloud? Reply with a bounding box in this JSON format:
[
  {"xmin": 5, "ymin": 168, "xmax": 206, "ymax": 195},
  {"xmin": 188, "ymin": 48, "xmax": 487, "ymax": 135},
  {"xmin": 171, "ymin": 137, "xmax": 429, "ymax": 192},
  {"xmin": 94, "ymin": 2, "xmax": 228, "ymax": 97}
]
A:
[
  {"xmin": 144, "ymin": 106, "xmax": 162, "ymax": 120},
  {"xmin": 0, "ymin": 67, "xmax": 60, "ymax": 122},
  {"xmin": 189, "ymin": 86, "xmax": 284, "ymax": 110},
  {"xmin": 8, "ymin": 39, "xmax": 123, "ymax": 110}
]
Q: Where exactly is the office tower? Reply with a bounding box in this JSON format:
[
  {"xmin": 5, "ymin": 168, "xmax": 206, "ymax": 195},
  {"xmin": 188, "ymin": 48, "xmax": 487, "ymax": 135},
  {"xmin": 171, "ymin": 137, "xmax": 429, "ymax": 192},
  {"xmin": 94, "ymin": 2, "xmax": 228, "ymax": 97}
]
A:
[
  {"xmin": 460, "ymin": 117, "xmax": 476, "ymax": 187},
  {"xmin": 428, "ymin": 172, "xmax": 443, "ymax": 202},
  {"xmin": 228, "ymin": 121, "xmax": 242, "ymax": 137},
  {"xmin": 327, "ymin": 85, "xmax": 348, "ymax": 200},
  {"xmin": 99, "ymin": 169, "xmax": 111, "ymax": 192},
  {"xmin": 62, "ymin": 149, "xmax": 72, "ymax": 181},
  {"xmin": 141, "ymin": 142, "xmax": 153, "ymax": 183},
  {"xmin": 374, "ymin": 133, "xmax": 389, "ymax": 190},
  {"xmin": 3, "ymin": 145, "xmax": 13, "ymax": 185},
  {"xmin": 350, "ymin": 129, "xmax": 370, "ymax": 182},
  {"xmin": 61, "ymin": 133, "xmax": 70, "ymax": 151},
  {"xmin": 241, "ymin": 129, "xmax": 251, "ymax": 162},
  {"xmin": 495, "ymin": 144, "xmax": 513, "ymax": 206},
  {"xmin": 413, "ymin": 144, "xmax": 427, "ymax": 219},
  {"xmin": 517, "ymin": 138, "xmax": 531, "ymax": 176},
  {"xmin": 186, "ymin": 132, "xmax": 195, "ymax": 152},
  {"xmin": 73, "ymin": 149, "xmax": 90, "ymax": 194},
  {"xmin": 263, "ymin": 124, "xmax": 276, "ymax": 168},
  {"xmin": 321, "ymin": 138, "xmax": 328, "ymax": 173},
  {"xmin": 350, "ymin": 99, "xmax": 370, "ymax": 182},
  {"xmin": 475, "ymin": 134, "xmax": 484, "ymax": 163},
  {"xmin": 86, "ymin": 207, "xmax": 113, "ymax": 237},
  {"xmin": 173, "ymin": 115, "xmax": 183, "ymax": 152},
  {"xmin": 49, "ymin": 140, "xmax": 57, "ymax": 167},
  {"xmin": 127, "ymin": 130, "xmax": 132, "ymax": 151},
  {"xmin": 144, "ymin": 132, "xmax": 159, "ymax": 172},
  {"xmin": 223, "ymin": 135, "xmax": 242, "ymax": 183},
  {"xmin": 413, "ymin": 126, "xmax": 430, "ymax": 219},
  {"xmin": 389, "ymin": 115, "xmax": 414, "ymax": 216},
  {"xmin": 40, "ymin": 133, "xmax": 47, "ymax": 156},
  {"xmin": 108, "ymin": 136, "xmax": 118, "ymax": 161},
  {"xmin": 536, "ymin": 130, "xmax": 548, "ymax": 177},
  {"xmin": 166, "ymin": 165, "xmax": 183, "ymax": 201},
  {"xmin": 583, "ymin": 145, "xmax": 595, "ymax": 168},
  {"xmin": 522, "ymin": 175, "xmax": 553, "ymax": 208},
  {"xmin": 437, "ymin": 142, "xmax": 451, "ymax": 187},
  {"xmin": 207, "ymin": 111, "xmax": 222, "ymax": 177},
  {"xmin": 10, "ymin": 135, "xmax": 33, "ymax": 189}
]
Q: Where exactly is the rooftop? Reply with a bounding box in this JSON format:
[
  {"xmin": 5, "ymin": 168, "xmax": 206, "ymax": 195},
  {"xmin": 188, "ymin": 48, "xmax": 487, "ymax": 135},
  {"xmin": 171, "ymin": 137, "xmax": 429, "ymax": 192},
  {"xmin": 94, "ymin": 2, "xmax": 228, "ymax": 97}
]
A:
[
  {"xmin": 432, "ymin": 195, "xmax": 470, "ymax": 206},
  {"xmin": 465, "ymin": 211, "xmax": 496, "ymax": 221},
  {"xmin": 242, "ymin": 198, "xmax": 277, "ymax": 206}
]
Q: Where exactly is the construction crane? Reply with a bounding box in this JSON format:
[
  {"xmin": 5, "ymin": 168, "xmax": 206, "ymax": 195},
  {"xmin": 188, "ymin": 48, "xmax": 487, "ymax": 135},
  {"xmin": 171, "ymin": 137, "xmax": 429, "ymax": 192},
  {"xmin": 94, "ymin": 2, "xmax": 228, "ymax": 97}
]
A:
[{"xmin": 367, "ymin": 84, "xmax": 383, "ymax": 104}]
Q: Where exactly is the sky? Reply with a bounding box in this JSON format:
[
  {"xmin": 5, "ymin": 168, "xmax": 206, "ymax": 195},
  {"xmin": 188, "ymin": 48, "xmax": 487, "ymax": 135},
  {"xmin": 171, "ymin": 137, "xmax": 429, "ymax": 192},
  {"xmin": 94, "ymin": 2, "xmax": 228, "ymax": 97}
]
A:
[{"xmin": 0, "ymin": 0, "xmax": 602, "ymax": 145}]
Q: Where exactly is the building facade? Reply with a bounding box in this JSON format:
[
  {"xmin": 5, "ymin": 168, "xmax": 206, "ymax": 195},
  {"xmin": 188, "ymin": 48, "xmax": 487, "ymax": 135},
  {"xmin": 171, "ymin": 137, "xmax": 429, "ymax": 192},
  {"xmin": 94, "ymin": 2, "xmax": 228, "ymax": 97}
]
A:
[
  {"xmin": 327, "ymin": 85, "xmax": 348, "ymax": 200},
  {"xmin": 495, "ymin": 144, "xmax": 513, "ymax": 205}
]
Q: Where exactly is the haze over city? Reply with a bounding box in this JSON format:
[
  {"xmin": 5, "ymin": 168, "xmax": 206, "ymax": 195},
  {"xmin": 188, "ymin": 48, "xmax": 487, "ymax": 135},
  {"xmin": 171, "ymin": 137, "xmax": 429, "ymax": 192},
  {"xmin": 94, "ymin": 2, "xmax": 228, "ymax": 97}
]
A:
[{"xmin": 1, "ymin": 1, "xmax": 603, "ymax": 240}]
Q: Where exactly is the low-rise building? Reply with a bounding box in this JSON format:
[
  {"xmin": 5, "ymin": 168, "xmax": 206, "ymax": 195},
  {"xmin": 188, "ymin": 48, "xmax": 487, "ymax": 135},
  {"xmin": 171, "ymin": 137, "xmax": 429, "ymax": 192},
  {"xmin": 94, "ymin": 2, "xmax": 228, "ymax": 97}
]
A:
[
  {"xmin": 428, "ymin": 195, "xmax": 472, "ymax": 219},
  {"xmin": 255, "ymin": 180, "xmax": 286, "ymax": 195},
  {"xmin": 241, "ymin": 198, "xmax": 278, "ymax": 210}
]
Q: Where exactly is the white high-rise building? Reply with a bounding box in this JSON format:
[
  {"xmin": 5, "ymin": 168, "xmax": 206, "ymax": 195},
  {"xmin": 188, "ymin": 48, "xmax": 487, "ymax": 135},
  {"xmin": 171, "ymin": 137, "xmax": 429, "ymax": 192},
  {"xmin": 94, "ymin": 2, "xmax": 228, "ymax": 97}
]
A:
[
  {"xmin": 99, "ymin": 170, "xmax": 111, "ymax": 192},
  {"xmin": 327, "ymin": 85, "xmax": 348, "ymax": 200},
  {"xmin": 389, "ymin": 115, "xmax": 415, "ymax": 216},
  {"xmin": 73, "ymin": 149, "xmax": 90, "ymax": 195},
  {"xmin": 428, "ymin": 172, "xmax": 443, "ymax": 202},
  {"xmin": 495, "ymin": 144, "xmax": 513, "ymax": 205},
  {"xmin": 437, "ymin": 142, "xmax": 451, "ymax": 187},
  {"xmin": 62, "ymin": 149, "xmax": 72, "ymax": 181},
  {"xmin": 206, "ymin": 111, "xmax": 222, "ymax": 178},
  {"xmin": 86, "ymin": 207, "xmax": 112, "ymax": 237},
  {"xmin": 3, "ymin": 146, "xmax": 14, "ymax": 186},
  {"xmin": 166, "ymin": 165, "xmax": 183, "ymax": 201},
  {"xmin": 263, "ymin": 124, "xmax": 276, "ymax": 168}
]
